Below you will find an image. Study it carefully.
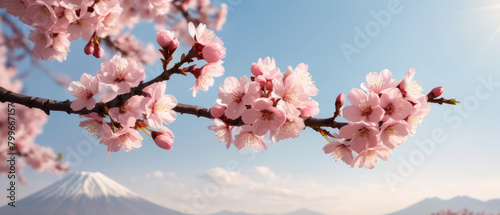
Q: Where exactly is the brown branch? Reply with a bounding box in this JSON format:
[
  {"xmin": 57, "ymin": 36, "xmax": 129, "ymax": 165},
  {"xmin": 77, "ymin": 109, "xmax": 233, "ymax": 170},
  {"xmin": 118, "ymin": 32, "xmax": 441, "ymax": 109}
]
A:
[{"xmin": 0, "ymin": 82, "xmax": 348, "ymax": 130}]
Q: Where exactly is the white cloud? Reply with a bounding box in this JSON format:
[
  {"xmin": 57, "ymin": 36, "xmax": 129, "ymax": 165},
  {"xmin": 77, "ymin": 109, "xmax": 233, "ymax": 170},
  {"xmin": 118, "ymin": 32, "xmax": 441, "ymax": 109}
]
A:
[{"xmin": 145, "ymin": 170, "xmax": 165, "ymax": 179}]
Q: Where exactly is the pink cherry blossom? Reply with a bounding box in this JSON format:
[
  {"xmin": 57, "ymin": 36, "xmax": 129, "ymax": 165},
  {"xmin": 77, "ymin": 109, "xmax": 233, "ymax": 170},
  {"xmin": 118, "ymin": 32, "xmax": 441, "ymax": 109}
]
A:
[
  {"xmin": 406, "ymin": 95, "xmax": 431, "ymax": 136},
  {"xmin": 380, "ymin": 88, "xmax": 412, "ymax": 122},
  {"xmin": 208, "ymin": 118, "xmax": 233, "ymax": 148},
  {"xmin": 104, "ymin": 127, "xmax": 143, "ymax": 154},
  {"xmin": 97, "ymin": 55, "xmax": 145, "ymax": 94},
  {"xmin": 20, "ymin": 1, "xmax": 58, "ymax": 31},
  {"xmin": 380, "ymin": 119, "xmax": 408, "ymax": 149},
  {"xmin": 322, "ymin": 133, "xmax": 353, "ymax": 165},
  {"xmin": 190, "ymin": 61, "xmax": 225, "ymax": 97},
  {"xmin": 151, "ymin": 127, "xmax": 175, "ymax": 150},
  {"xmin": 399, "ymin": 68, "xmax": 423, "ymax": 98},
  {"xmin": 79, "ymin": 113, "xmax": 113, "ymax": 144},
  {"xmin": 430, "ymin": 86, "xmax": 444, "ymax": 98},
  {"xmin": 272, "ymin": 73, "xmax": 309, "ymax": 117},
  {"xmin": 284, "ymin": 63, "xmax": 318, "ymax": 96},
  {"xmin": 202, "ymin": 42, "xmax": 226, "ymax": 63},
  {"xmin": 342, "ymin": 88, "xmax": 385, "ymax": 123},
  {"xmin": 188, "ymin": 22, "xmax": 220, "ymax": 46},
  {"xmin": 68, "ymin": 73, "xmax": 100, "ymax": 111},
  {"xmin": 241, "ymin": 98, "xmax": 286, "ymax": 136},
  {"xmin": 67, "ymin": 11, "xmax": 98, "ymax": 41},
  {"xmin": 270, "ymin": 117, "xmax": 305, "ymax": 142},
  {"xmin": 300, "ymin": 99, "xmax": 320, "ymax": 117},
  {"xmin": 142, "ymin": 81, "xmax": 177, "ymax": 128},
  {"xmin": 351, "ymin": 145, "xmax": 392, "ymax": 169},
  {"xmin": 361, "ymin": 69, "xmax": 398, "ymax": 94},
  {"xmin": 108, "ymin": 95, "xmax": 143, "ymax": 127},
  {"xmin": 0, "ymin": 0, "xmax": 29, "ymax": 17},
  {"xmin": 218, "ymin": 76, "xmax": 260, "ymax": 119},
  {"xmin": 339, "ymin": 121, "xmax": 379, "ymax": 154},
  {"xmin": 251, "ymin": 57, "xmax": 282, "ymax": 90},
  {"xmin": 28, "ymin": 30, "xmax": 70, "ymax": 62},
  {"xmin": 234, "ymin": 125, "xmax": 267, "ymax": 152}
]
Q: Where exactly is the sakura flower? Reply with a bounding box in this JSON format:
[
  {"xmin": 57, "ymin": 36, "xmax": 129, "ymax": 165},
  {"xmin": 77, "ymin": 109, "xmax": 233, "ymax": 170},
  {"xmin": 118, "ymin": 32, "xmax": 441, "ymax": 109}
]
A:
[
  {"xmin": 97, "ymin": 55, "xmax": 145, "ymax": 94},
  {"xmin": 351, "ymin": 145, "xmax": 392, "ymax": 169},
  {"xmin": 242, "ymin": 98, "xmax": 286, "ymax": 136},
  {"xmin": 67, "ymin": 11, "xmax": 98, "ymax": 41},
  {"xmin": 79, "ymin": 113, "xmax": 112, "ymax": 144},
  {"xmin": 251, "ymin": 57, "xmax": 282, "ymax": 90},
  {"xmin": 284, "ymin": 63, "xmax": 319, "ymax": 96},
  {"xmin": 95, "ymin": 2, "xmax": 123, "ymax": 37},
  {"xmin": 270, "ymin": 116, "xmax": 305, "ymax": 142},
  {"xmin": 361, "ymin": 69, "xmax": 398, "ymax": 94},
  {"xmin": 0, "ymin": 0, "xmax": 29, "ymax": 17},
  {"xmin": 105, "ymin": 127, "xmax": 143, "ymax": 154},
  {"xmin": 380, "ymin": 119, "xmax": 408, "ymax": 149},
  {"xmin": 142, "ymin": 81, "xmax": 177, "ymax": 129},
  {"xmin": 406, "ymin": 96, "xmax": 431, "ymax": 136},
  {"xmin": 20, "ymin": 1, "xmax": 58, "ymax": 31},
  {"xmin": 208, "ymin": 118, "xmax": 233, "ymax": 148},
  {"xmin": 190, "ymin": 61, "xmax": 225, "ymax": 97},
  {"xmin": 188, "ymin": 22, "xmax": 220, "ymax": 46},
  {"xmin": 399, "ymin": 68, "xmax": 424, "ymax": 98},
  {"xmin": 151, "ymin": 127, "xmax": 175, "ymax": 150},
  {"xmin": 234, "ymin": 125, "xmax": 267, "ymax": 152},
  {"xmin": 300, "ymin": 99, "xmax": 320, "ymax": 117},
  {"xmin": 68, "ymin": 73, "xmax": 100, "ymax": 111},
  {"xmin": 202, "ymin": 42, "xmax": 226, "ymax": 63},
  {"xmin": 322, "ymin": 133, "xmax": 354, "ymax": 165},
  {"xmin": 342, "ymin": 88, "xmax": 385, "ymax": 123},
  {"xmin": 272, "ymin": 73, "xmax": 309, "ymax": 117},
  {"xmin": 339, "ymin": 121, "xmax": 379, "ymax": 154},
  {"xmin": 108, "ymin": 96, "xmax": 143, "ymax": 127},
  {"xmin": 218, "ymin": 76, "xmax": 260, "ymax": 119},
  {"xmin": 28, "ymin": 30, "xmax": 71, "ymax": 62},
  {"xmin": 380, "ymin": 88, "xmax": 412, "ymax": 122}
]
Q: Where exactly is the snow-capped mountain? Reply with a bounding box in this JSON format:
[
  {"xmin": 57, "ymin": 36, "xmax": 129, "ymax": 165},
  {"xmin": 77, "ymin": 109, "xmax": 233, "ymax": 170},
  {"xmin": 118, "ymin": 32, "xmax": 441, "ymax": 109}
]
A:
[
  {"xmin": 210, "ymin": 208, "xmax": 325, "ymax": 215},
  {"xmin": 388, "ymin": 196, "xmax": 500, "ymax": 215},
  {"xmin": 0, "ymin": 171, "xmax": 185, "ymax": 215}
]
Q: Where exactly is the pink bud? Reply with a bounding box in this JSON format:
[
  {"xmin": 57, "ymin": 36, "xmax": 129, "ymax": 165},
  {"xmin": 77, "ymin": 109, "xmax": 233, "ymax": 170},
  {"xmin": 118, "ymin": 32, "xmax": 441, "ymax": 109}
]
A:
[
  {"xmin": 84, "ymin": 43, "xmax": 94, "ymax": 55},
  {"xmin": 156, "ymin": 30, "xmax": 175, "ymax": 49},
  {"xmin": 151, "ymin": 128, "xmax": 175, "ymax": 150},
  {"xmin": 335, "ymin": 93, "xmax": 345, "ymax": 107},
  {"xmin": 210, "ymin": 105, "xmax": 226, "ymax": 118},
  {"xmin": 202, "ymin": 42, "xmax": 226, "ymax": 63},
  {"xmin": 169, "ymin": 38, "xmax": 179, "ymax": 52},
  {"xmin": 93, "ymin": 44, "xmax": 103, "ymax": 58},
  {"xmin": 432, "ymin": 86, "xmax": 444, "ymax": 97}
]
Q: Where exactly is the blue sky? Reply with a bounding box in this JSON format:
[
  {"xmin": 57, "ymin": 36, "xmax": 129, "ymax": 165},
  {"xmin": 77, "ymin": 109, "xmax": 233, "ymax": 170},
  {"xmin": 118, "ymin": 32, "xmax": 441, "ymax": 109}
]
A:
[{"xmin": 2, "ymin": 0, "xmax": 500, "ymax": 214}]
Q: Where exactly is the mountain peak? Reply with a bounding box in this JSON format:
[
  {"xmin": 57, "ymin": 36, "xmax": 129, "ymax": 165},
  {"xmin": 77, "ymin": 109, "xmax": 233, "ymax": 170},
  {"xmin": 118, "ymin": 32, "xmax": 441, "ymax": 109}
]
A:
[{"xmin": 30, "ymin": 171, "xmax": 138, "ymax": 200}]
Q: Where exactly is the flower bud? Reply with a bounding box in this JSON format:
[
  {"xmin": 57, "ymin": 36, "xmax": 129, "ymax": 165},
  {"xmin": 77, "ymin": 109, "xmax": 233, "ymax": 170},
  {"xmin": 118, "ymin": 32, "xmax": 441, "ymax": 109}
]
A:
[
  {"xmin": 335, "ymin": 93, "xmax": 345, "ymax": 108},
  {"xmin": 93, "ymin": 44, "xmax": 103, "ymax": 58},
  {"xmin": 432, "ymin": 86, "xmax": 444, "ymax": 97},
  {"xmin": 156, "ymin": 30, "xmax": 175, "ymax": 49},
  {"xmin": 210, "ymin": 105, "xmax": 226, "ymax": 118},
  {"xmin": 427, "ymin": 86, "xmax": 444, "ymax": 99},
  {"xmin": 169, "ymin": 38, "xmax": 179, "ymax": 52},
  {"xmin": 151, "ymin": 128, "xmax": 175, "ymax": 150},
  {"xmin": 84, "ymin": 43, "xmax": 94, "ymax": 55}
]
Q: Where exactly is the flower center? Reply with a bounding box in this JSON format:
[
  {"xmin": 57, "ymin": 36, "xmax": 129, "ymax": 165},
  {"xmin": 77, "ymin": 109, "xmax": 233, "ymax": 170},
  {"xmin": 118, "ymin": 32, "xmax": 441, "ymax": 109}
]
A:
[
  {"xmin": 384, "ymin": 127, "xmax": 397, "ymax": 136},
  {"xmin": 359, "ymin": 101, "xmax": 372, "ymax": 117},
  {"xmin": 358, "ymin": 127, "xmax": 370, "ymax": 139},
  {"xmin": 384, "ymin": 103, "xmax": 394, "ymax": 115},
  {"xmin": 260, "ymin": 110, "xmax": 272, "ymax": 120}
]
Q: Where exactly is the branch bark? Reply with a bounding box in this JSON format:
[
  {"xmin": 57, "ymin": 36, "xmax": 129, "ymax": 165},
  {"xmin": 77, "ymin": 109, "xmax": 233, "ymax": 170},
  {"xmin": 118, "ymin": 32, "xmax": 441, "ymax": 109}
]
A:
[{"xmin": 0, "ymin": 85, "xmax": 348, "ymax": 130}]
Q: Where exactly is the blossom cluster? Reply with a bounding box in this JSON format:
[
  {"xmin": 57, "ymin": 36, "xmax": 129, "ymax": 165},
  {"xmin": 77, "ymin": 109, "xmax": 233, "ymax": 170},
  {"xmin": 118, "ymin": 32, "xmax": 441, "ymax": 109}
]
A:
[
  {"xmin": 208, "ymin": 57, "xmax": 320, "ymax": 152},
  {"xmin": 0, "ymin": 27, "xmax": 67, "ymax": 183},
  {"xmin": 70, "ymin": 55, "xmax": 178, "ymax": 154},
  {"xmin": 323, "ymin": 69, "xmax": 433, "ymax": 169},
  {"xmin": 71, "ymin": 24, "xmax": 225, "ymax": 154},
  {"xmin": 0, "ymin": 0, "xmax": 227, "ymax": 62}
]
